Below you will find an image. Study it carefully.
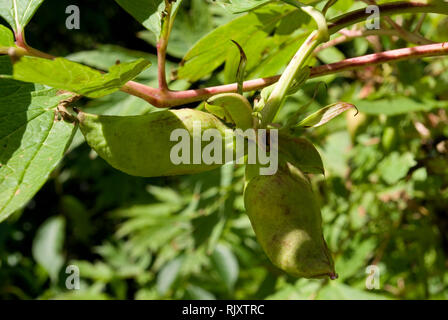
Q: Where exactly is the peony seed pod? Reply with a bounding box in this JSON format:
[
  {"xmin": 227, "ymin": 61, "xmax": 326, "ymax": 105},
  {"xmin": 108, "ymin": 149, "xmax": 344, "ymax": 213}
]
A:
[
  {"xmin": 244, "ymin": 163, "xmax": 336, "ymax": 279},
  {"xmin": 78, "ymin": 109, "xmax": 235, "ymax": 177}
]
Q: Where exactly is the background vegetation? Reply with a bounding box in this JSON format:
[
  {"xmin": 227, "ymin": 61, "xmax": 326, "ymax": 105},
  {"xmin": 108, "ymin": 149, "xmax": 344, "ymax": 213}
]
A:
[{"xmin": 0, "ymin": 0, "xmax": 447, "ymax": 300}]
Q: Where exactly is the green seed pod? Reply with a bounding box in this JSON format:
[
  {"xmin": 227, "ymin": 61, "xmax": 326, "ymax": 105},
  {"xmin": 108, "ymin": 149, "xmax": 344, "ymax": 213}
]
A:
[
  {"xmin": 244, "ymin": 163, "xmax": 336, "ymax": 279},
  {"xmin": 78, "ymin": 109, "xmax": 234, "ymax": 177}
]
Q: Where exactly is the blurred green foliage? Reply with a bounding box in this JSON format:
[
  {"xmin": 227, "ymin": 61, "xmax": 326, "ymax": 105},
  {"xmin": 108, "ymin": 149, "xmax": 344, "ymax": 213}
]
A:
[{"xmin": 0, "ymin": 0, "xmax": 447, "ymax": 300}]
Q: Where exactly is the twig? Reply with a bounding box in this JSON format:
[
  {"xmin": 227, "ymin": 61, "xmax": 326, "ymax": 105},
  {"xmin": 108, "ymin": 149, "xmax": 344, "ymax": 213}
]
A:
[
  {"xmin": 315, "ymin": 28, "xmax": 398, "ymax": 53},
  {"xmin": 328, "ymin": 1, "xmax": 448, "ymax": 33},
  {"xmin": 124, "ymin": 42, "xmax": 448, "ymax": 107},
  {"xmin": 361, "ymin": 0, "xmax": 434, "ymax": 45},
  {"xmin": 8, "ymin": 41, "xmax": 448, "ymax": 108}
]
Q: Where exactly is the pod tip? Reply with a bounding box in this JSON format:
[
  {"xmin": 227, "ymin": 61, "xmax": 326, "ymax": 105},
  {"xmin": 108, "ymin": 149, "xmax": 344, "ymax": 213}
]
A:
[{"xmin": 329, "ymin": 272, "xmax": 338, "ymax": 280}]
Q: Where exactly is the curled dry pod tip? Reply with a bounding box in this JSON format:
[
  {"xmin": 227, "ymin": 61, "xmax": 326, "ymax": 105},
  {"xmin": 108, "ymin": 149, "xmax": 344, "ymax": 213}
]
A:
[
  {"xmin": 244, "ymin": 163, "xmax": 336, "ymax": 279},
  {"xmin": 77, "ymin": 109, "xmax": 234, "ymax": 178}
]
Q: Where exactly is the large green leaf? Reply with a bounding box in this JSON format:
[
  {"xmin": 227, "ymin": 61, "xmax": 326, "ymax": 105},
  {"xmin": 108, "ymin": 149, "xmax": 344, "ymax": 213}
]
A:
[
  {"xmin": 0, "ymin": 0, "xmax": 45, "ymax": 33},
  {"xmin": 248, "ymin": 32, "xmax": 308, "ymax": 79},
  {"xmin": 178, "ymin": 4, "xmax": 298, "ymax": 82},
  {"xmin": 0, "ymin": 24, "xmax": 15, "ymax": 47},
  {"xmin": 32, "ymin": 216, "xmax": 66, "ymax": 282},
  {"xmin": 0, "ymin": 72, "xmax": 77, "ymax": 221},
  {"xmin": 5, "ymin": 56, "xmax": 150, "ymax": 98}
]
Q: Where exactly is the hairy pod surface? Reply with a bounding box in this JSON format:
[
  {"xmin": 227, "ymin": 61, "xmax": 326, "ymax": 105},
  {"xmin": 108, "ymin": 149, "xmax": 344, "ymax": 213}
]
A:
[
  {"xmin": 244, "ymin": 163, "xmax": 336, "ymax": 279},
  {"xmin": 78, "ymin": 109, "xmax": 233, "ymax": 177}
]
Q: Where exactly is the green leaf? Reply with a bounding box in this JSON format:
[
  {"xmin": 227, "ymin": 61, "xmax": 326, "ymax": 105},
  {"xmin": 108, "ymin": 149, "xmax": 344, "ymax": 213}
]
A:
[
  {"xmin": 178, "ymin": 4, "xmax": 297, "ymax": 82},
  {"xmin": 336, "ymin": 239, "xmax": 377, "ymax": 281},
  {"xmin": 69, "ymin": 260, "xmax": 114, "ymax": 282},
  {"xmin": 354, "ymin": 97, "xmax": 436, "ymax": 115},
  {"xmin": 226, "ymin": 6, "xmax": 310, "ymax": 84},
  {"xmin": 115, "ymin": 0, "xmax": 183, "ymax": 39},
  {"xmin": 297, "ymin": 102, "xmax": 356, "ymax": 128},
  {"xmin": 8, "ymin": 56, "xmax": 150, "ymax": 98},
  {"xmin": 320, "ymin": 131, "xmax": 350, "ymax": 176},
  {"xmin": 224, "ymin": 0, "xmax": 273, "ymax": 13},
  {"xmin": 0, "ymin": 0, "xmax": 45, "ymax": 33},
  {"xmin": 223, "ymin": 0, "xmax": 322, "ymax": 13},
  {"xmin": 147, "ymin": 185, "xmax": 183, "ymax": 204},
  {"xmin": 248, "ymin": 32, "xmax": 308, "ymax": 79},
  {"xmin": 212, "ymin": 244, "xmax": 239, "ymax": 291},
  {"xmin": 0, "ymin": 77, "xmax": 77, "ymax": 221},
  {"xmin": 115, "ymin": 0, "xmax": 163, "ymax": 38},
  {"xmin": 316, "ymin": 46, "xmax": 345, "ymax": 64},
  {"xmin": 223, "ymin": 29, "xmax": 273, "ymax": 84},
  {"xmin": 0, "ymin": 24, "xmax": 15, "ymax": 47},
  {"xmin": 185, "ymin": 285, "xmax": 216, "ymax": 300},
  {"xmin": 0, "ymin": 55, "xmax": 13, "ymax": 74},
  {"xmin": 377, "ymin": 152, "xmax": 417, "ymax": 185},
  {"xmin": 32, "ymin": 216, "xmax": 66, "ymax": 282},
  {"xmin": 138, "ymin": 0, "xmax": 213, "ymax": 59},
  {"xmin": 157, "ymin": 256, "xmax": 184, "ymax": 296},
  {"xmin": 278, "ymin": 133, "xmax": 324, "ymax": 174},
  {"xmin": 66, "ymin": 44, "xmax": 158, "ymax": 81}
]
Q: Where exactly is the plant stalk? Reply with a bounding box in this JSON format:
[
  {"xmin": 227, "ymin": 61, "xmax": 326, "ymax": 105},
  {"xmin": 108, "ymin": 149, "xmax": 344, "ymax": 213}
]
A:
[
  {"xmin": 157, "ymin": 0, "xmax": 174, "ymax": 91},
  {"xmin": 259, "ymin": 4, "xmax": 329, "ymax": 127},
  {"xmin": 259, "ymin": 31, "xmax": 321, "ymax": 127}
]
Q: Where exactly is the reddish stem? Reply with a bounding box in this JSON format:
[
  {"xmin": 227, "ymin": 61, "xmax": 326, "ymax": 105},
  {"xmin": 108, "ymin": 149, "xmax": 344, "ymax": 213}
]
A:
[
  {"xmin": 157, "ymin": 39, "xmax": 169, "ymax": 91},
  {"xmin": 14, "ymin": 31, "xmax": 55, "ymax": 60},
  {"xmin": 6, "ymin": 1, "xmax": 448, "ymax": 109},
  {"xmin": 310, "ymin": 42, "xmax": 448, "ymax": 77},
  {"xmin": 328, "ymin": 1, "xmax": 448, "ymax": 33},
  {"xmin": 127, "ymin": 42, "xmax": 448, "ymax": 108},
  {"xmin": 157, "ymin": 1, "xmax": 173, "ymax": 91}
]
